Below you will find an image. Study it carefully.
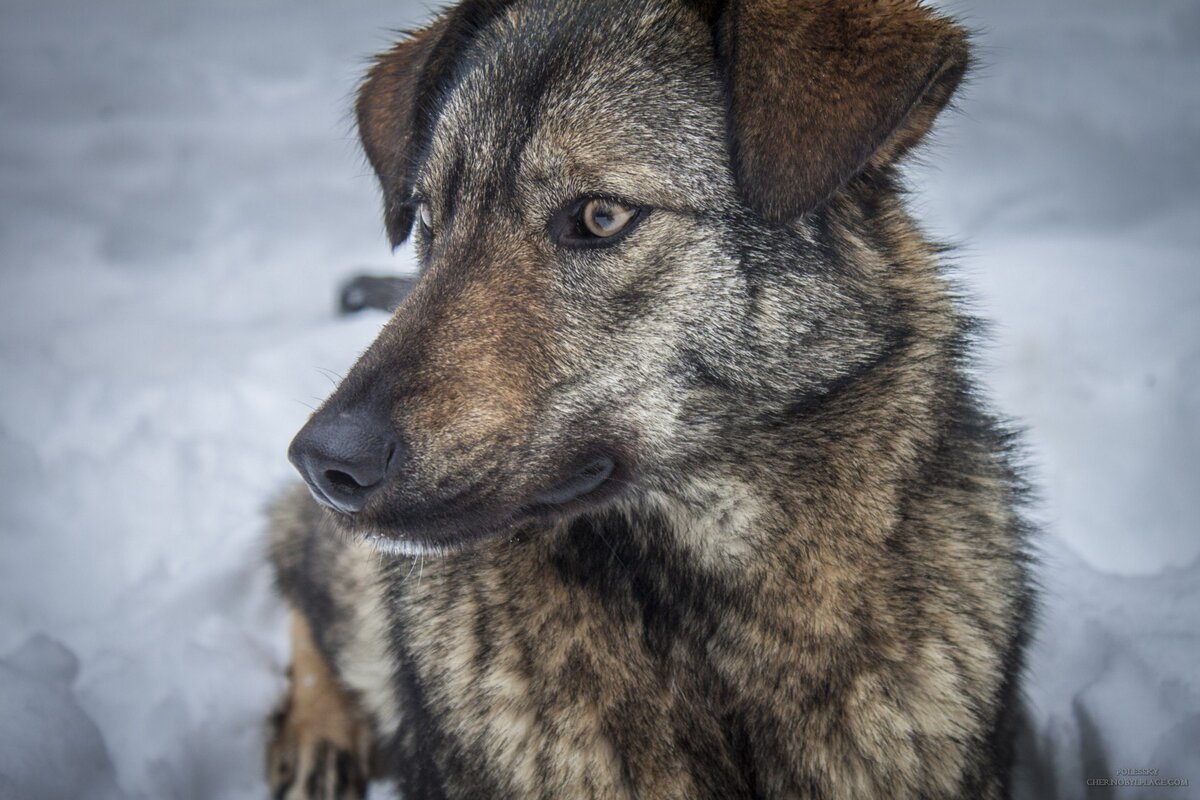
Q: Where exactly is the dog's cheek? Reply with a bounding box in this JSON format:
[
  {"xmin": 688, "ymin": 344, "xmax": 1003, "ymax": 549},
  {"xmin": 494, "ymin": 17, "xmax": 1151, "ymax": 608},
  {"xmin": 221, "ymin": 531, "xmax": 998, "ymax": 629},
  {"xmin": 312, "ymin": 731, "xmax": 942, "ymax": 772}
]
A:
[{"xmin": 561, "ymin": 243, "xmax": 745, "ymax": 465}]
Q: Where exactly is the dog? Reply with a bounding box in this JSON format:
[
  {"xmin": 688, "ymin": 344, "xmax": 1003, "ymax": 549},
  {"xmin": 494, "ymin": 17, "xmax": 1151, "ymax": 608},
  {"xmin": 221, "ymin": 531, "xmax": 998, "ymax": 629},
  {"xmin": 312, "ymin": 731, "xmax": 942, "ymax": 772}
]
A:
[{"xmin": 264, "ymin": 0, "xmax": 1034, "ymax": 797}]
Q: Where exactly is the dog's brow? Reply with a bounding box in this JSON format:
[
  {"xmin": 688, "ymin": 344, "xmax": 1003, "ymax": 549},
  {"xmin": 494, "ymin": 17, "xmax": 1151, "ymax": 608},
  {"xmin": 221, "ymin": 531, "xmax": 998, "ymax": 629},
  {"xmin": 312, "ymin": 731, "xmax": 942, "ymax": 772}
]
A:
[{"xmin": 518, "ymin": 150, "xmax": 720, "ymax": 214}]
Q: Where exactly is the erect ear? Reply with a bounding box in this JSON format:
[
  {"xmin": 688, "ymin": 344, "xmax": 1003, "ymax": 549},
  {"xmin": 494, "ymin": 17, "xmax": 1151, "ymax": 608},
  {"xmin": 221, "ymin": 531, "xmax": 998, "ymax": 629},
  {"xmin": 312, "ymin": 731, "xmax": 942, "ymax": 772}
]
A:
[
  {"xmin": 715, "ymin": 0, "xmax": 970, "ymax": 224},
  {"xmin": 355, "ymin": 17, "xmax": 450, "ymax": 247}
]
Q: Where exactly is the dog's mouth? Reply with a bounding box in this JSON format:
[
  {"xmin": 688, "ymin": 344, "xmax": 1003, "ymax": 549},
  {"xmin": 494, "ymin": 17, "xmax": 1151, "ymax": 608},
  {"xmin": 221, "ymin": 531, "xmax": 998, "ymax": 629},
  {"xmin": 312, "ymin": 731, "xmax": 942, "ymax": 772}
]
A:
[
  {"xmin": 342, "ymin": 451, "xmax": 629, "ymax": 554},
  {"xmin": 525, "ymin": 455, "xmax": 617, "ymax": 510}
]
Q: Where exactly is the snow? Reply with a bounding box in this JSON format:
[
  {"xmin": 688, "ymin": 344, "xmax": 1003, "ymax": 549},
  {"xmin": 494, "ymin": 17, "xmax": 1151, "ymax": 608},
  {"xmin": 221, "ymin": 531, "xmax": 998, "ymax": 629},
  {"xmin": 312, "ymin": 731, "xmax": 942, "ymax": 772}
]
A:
[
  {"xmin": 0, "ymin": 0, "xmax": 1195, "ymax": 798},
  {"xmin": 0, "ymin": 637, "xmax": 122, "ymax": 800}
]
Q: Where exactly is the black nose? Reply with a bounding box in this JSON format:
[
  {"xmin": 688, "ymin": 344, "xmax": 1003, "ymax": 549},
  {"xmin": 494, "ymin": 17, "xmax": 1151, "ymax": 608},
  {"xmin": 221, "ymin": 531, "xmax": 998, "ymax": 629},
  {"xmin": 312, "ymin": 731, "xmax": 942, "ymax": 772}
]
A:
[{"xmin": 288, "ymin": 409, "xmax": 398, "ymax": 515}]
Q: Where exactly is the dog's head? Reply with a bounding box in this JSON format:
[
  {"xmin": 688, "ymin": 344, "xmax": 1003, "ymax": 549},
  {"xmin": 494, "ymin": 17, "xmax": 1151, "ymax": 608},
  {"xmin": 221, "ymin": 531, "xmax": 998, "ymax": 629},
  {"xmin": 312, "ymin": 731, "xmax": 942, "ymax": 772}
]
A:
[{"xmin": 289, "ymin": 0, "xmax": 969, "ymax": 552}]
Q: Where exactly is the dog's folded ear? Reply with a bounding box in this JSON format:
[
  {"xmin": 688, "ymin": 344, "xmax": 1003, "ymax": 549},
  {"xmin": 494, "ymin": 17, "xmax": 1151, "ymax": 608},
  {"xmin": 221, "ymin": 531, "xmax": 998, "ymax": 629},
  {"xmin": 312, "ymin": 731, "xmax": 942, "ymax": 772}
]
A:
[
  {"xmin": 355, "ymin": 12, "xmax": 472, "ymax": 247},
  {"xmin": 357, "ymin": 2, "xmax": 519, "ymax": 247},
  {"xmin": 356, "ymin": 19, "xmax": 448, "ymax": 247},
  {"xmin": 710, "ymin": 0, "xmax": 970, "ymax": 224}
]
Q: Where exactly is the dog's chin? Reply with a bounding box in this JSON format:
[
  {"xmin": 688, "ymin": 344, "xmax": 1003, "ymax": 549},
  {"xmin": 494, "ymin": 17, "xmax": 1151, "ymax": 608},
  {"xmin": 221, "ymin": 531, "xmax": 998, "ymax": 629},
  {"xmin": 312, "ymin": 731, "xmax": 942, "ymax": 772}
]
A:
[
  {"xmin": 356, "ymin": 522, "xmax": 516, "ymax": 557},
  {"xmin": 339, "ymin": 455, "xmax": 628, "ymax": 556},
  {"xmin": 319, "ymin": 496, "xmax": 518, "ymax": 556}
]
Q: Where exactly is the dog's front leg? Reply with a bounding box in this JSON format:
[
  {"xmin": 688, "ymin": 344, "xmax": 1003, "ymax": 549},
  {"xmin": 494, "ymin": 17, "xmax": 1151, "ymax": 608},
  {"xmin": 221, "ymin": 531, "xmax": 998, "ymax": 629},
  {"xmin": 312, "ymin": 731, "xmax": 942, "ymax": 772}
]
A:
[{"xmin": 267, "ymin": 610, "xmax": 373, "ymax": 800}]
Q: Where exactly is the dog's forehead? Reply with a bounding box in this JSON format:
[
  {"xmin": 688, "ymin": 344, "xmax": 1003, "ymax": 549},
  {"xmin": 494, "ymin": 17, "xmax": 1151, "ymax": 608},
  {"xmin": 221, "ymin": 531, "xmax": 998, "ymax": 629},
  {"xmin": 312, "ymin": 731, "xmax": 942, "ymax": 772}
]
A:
[{"xmin": 420, "ymin": 0, "xmax": 732, "ymax": 208}]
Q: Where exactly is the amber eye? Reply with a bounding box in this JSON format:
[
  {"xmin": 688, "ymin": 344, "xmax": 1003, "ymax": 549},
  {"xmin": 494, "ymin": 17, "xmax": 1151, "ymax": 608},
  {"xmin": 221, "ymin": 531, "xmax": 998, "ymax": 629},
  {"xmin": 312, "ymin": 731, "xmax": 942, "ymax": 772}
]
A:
[
  {"xmin": 550, "ymin": 196, "xmax": 646, "ymax": 249},
  {"xmin": 581, "ymin": 198, "xmax": 637, "ymax": 238}
]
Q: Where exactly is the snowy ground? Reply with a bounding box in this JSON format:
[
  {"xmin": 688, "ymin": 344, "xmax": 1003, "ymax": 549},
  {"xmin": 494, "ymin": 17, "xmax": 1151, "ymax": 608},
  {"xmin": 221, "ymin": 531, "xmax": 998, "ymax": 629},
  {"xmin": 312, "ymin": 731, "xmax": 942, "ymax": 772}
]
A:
[{"xmin": 0, "ymin": 0, "xmax": 1196, "ymax": 798}]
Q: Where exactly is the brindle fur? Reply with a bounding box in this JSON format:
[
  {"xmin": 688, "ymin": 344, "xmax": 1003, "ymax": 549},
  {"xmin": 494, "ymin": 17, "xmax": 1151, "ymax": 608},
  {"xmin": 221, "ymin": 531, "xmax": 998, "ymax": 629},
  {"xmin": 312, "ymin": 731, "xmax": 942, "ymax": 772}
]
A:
[{"xmin": 266, "ymin": 0, "xmax": 1034, "ymax": 797}]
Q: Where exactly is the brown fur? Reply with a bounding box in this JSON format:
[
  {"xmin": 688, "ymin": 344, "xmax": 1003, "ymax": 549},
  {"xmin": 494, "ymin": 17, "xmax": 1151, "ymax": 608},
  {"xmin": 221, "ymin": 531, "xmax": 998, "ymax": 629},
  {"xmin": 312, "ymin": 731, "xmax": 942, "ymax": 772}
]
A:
[
  {"xmin": 267, "ymin": 613, "xmax": 372, "ymax": 799},
  {"xmin": 356, "ymin": 17, "xmax": 449, "ymax": 247},
  {"xmin": 718, "ymin": 0, "xmax": 970, "ymax": 221}
]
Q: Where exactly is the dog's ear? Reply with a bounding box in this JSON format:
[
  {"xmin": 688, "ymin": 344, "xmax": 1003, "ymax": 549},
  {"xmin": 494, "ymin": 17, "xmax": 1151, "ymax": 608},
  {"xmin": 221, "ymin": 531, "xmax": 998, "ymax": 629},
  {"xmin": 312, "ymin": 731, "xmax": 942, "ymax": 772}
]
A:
[
  {"xmin": 356, "ymin": 18, "xmax": 449, "ymax": 247},
  {"xmin": 713, "ymin": 0, "xmax": 970, "ymax": 224},
  {"xmin": 357, "ymin": 2, "xmax": 518, "ymax": 246}
]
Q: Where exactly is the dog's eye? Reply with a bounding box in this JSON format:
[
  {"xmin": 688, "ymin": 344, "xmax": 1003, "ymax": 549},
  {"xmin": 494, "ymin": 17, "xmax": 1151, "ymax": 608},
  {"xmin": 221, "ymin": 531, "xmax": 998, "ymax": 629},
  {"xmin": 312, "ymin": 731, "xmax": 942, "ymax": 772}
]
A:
[
  {"xmin": 582, "ymin": 199, "xmax": 636, "ymax": 237},
  {"xmin": 553, "ymin": 197, "xmax": 643, "ymax": 248},
  {"xmin": 417, "ymin": 202, "xmax": 433, "ymax": 235}
]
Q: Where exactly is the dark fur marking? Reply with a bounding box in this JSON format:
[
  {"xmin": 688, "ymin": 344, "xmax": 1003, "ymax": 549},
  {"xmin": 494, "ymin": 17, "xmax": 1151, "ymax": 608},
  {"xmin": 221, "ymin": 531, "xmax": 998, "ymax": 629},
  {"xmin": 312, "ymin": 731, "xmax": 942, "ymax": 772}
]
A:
[{"xmin": 552, "ymin": 511, "xmax": 741, "ymax": 660}]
